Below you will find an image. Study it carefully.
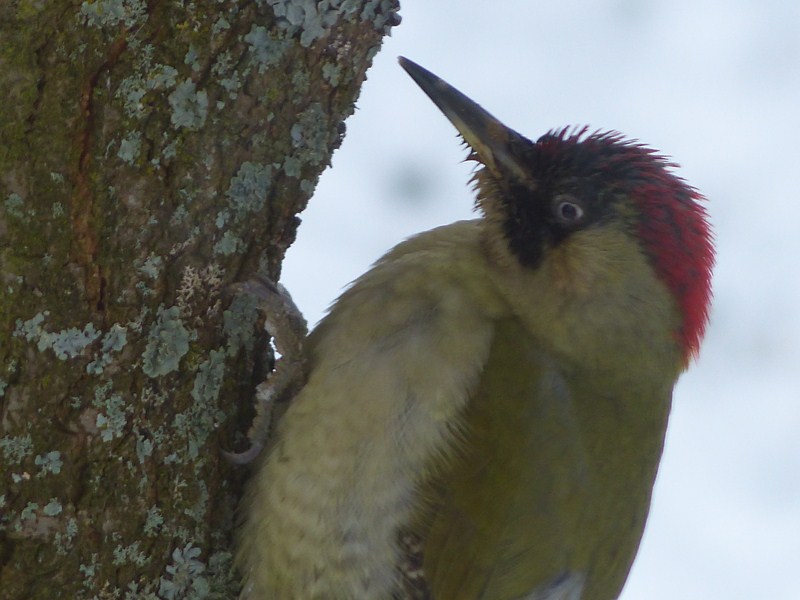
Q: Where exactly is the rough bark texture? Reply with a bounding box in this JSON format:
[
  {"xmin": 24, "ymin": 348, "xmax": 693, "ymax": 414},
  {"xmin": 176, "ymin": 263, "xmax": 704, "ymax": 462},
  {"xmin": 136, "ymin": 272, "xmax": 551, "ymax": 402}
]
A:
[{"xmin": 0, "ymin": 1, "xmax": 400, "ymax": 597}]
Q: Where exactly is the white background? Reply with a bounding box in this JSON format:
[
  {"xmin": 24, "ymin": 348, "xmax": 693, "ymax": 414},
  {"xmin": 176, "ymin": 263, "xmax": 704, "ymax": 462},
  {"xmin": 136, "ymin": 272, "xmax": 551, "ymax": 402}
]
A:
[{"xmin": 282, "ymin": 2, "xmax": 800, "ymax": 598}]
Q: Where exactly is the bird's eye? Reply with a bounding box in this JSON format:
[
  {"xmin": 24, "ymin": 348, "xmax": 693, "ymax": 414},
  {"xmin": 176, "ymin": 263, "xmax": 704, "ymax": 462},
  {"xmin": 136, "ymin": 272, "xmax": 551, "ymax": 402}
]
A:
[{"xmin": 553, "ymin": 197, "xmax": 585, "ymax": 225}]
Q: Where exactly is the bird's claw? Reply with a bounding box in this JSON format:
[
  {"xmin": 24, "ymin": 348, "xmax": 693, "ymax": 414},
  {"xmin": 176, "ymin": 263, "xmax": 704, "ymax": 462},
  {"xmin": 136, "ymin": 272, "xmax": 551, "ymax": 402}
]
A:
[{"xmin": 224, "ymin": 275, "xmax": 308, "ymax": 464}]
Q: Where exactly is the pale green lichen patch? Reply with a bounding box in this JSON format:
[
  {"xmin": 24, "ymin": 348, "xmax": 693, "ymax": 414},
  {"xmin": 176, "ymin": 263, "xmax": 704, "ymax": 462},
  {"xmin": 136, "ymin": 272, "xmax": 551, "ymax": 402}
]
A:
[
  {"xmin": 116, "ymin": 59, "xmax": 179, "ymax": 120},
  {"xmin": 141, "ymin": 306, "xmax": 192, "ymax": 378},
  {"xmin": 282, "ymin": 155, "xmax": 302, "ymax": 177},
  {"xmin": 0, "ymin": 434, "xmax": 33, "ymax": 464},
  {"xmin": 79, "ymin": 0, "xmax": 147, "ymax": 29},
  {"xmin": 170, "ymin": 204, "xmax": 188, "ymax": 225},
  {"xmin": 213, "ymin": 230, "xmax": 243, "ymax": 256},
  {"xmin": 78, "ymin": 555, "xmax": 99, "ymax": 584},
  {"xmin": 144, "ymin": 506, "xmax": 164, "ymax": 536},
  {"xmin": 212, "ymin": 51, "xmax": 242, "ymax": 97},
  {"xmin": 212, "ymin": 15, "xmax": 231, "ymax": 35},
  {"xmin": 136, "ymin": 253, "xmax": 163, "ymax": 279},
  {"xmin": 291, "ymin": 69, "xmax": 310, "ymax": 99},
  {"xmin": 291, "ymin": 103, "xmax": 330, "ymax": 166},
  {"xmin": 322, "ymin": 61, "xmax": 342, "ymax": 86},
  {"xmin": 35, "ymin": 450, "xmax": 63, "ymax": 476},
  {"xmin": 214, "ymin": 210, "xmax": 229, "ymax": 229},
  {"xmin": 116, "ymin": 76, "xmax": 149, "ymax": 119},
  {"xmin": 4, "ymin": 192, "xmax": 27, "ymax": 220},
  {"xmin": 147, "ymin": 63, "xmax": 178, "ymax": 89},
  {"xmin": 360, "ymin": 0, "xmax": 400, "ymax": 32},
  {"xmin": 264, "ymin": 0, "xmax": 338, "ymax": 48},
  {"xmin": 300, "ymin": 178, "xmax": 316, "ymax": 194},
  {"xmin": 185, "ymin": 480, "xmax": 210, "ymax": 523},
  {"xmin": 54, "ymin": 517, "xmax": 78, "ymax": 555},
  {"xmin": 93, "ymin": 383, "xmax": 129, "ymax": 441},
  {"xmin": 158, "ymin": 543, "xmax": 208, "ymax": 599},
  {"xmin": 262, "ymin": 0, "xmax": 399, "ymax": 48},
  {"xmin": 43, "ymin": 499, "xmax": 63, "ymax": 516},
  {"xmin": 135, "ymin": 280, "xmax": 155, "ymax": 298},
  {"xmin": 223, "ymin": 292, "xmax": 259, "ymax": 357},
  {"xmin": 172, "ymin": 376, "xmax": 227, "ymax": 461},
  {"xmin": 20, "ymin": 502, "xmax": 39, "ymax": 522},
  {"xmin": 112, "ymin": 540, "xmax": 150, "ymax": 567},
  {"xmin": 184, "ymin": 45, "xmax": 201, "ymax": 72},
  {"xmin": 86, "ymin": 323, "xmax": 128, "ymax": 375},
  {"xmin": 244, "ymin": 25, "xmax": 290, "ymax": 74},
  {"xmin": 117, "ymin": 130, "xmax": 142, "ymax": 164},
  {"xmin": 191, "ymin": 348, "xmax": 226, "ymax": 405},
  {"xmin": 50, "ymin": 324, "xmax": 101, "ymax": 359},
  {"xmin": 13, "ymin": 312, "xmax": 102, "ymax": 360},
  {"xmin": 168, "ymin": 79, "xmax": 209, "ymax": 130},
  {"xmin": 17, "ymin": 312, "xmax": 52, "ymax": 339},
  {"xmin": 225, "ymin": 161, "xmax": 272, "ymax": 221},
  {"xmin": 213, "ymin": 161, "xmax": 272, "ymax": 254}
]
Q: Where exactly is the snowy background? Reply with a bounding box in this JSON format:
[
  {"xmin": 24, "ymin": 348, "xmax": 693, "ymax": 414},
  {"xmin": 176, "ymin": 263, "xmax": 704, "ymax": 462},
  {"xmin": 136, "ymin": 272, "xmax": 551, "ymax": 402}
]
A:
[{"xmin": 281, "ymin": 2, "xmax": 800, "ymax": 599}]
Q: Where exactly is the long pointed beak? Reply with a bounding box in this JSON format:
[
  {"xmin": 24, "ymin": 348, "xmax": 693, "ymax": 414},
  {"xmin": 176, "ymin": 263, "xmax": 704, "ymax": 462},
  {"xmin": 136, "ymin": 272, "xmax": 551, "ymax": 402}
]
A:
[{"xmin": 398, "ymin": 57, "xmax": 531, "ymax": 183}]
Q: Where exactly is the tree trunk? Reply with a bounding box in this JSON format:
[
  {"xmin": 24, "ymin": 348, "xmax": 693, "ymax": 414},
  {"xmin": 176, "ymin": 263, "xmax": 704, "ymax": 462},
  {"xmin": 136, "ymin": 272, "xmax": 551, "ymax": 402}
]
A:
[{"xmin": 0, "ymin": 1, "xmax": 399, "ymax": 597}]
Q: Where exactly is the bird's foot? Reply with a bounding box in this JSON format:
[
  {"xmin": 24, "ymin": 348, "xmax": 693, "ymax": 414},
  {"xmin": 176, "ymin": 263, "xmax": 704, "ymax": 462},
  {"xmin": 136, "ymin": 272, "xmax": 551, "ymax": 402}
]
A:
[{"xmin": 223, "ymin": 274, "xmax": 309, "ymax": 464}]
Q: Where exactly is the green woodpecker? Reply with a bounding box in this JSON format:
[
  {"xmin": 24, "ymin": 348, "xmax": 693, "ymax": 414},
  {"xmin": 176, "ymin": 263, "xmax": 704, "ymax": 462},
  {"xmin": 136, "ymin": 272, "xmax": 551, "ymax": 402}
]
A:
[{"xmin": 236, "ymin": 58, "xmax": 714, "ymax": 599}]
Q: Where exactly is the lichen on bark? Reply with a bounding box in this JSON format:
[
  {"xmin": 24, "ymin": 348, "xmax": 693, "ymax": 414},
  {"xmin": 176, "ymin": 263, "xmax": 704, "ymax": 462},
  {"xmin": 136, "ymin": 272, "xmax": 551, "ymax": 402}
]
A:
[{"xmin": 0, "ymin": 0, "xmax": 400, "ymax": 597}]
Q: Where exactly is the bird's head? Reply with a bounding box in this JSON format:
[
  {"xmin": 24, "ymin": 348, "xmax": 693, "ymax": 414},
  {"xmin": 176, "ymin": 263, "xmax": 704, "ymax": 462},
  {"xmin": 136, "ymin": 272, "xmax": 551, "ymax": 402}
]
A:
[{"xmin": 399, "ymin": 57, "xmax": 714, "ymax": 370}]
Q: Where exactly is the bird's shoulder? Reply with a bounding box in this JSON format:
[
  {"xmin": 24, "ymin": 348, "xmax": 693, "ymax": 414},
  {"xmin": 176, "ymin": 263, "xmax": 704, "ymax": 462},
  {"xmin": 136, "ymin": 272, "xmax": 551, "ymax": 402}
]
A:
[{"xmin": 308, "ymin": 220, "xmax": 511, "ymax": 353}]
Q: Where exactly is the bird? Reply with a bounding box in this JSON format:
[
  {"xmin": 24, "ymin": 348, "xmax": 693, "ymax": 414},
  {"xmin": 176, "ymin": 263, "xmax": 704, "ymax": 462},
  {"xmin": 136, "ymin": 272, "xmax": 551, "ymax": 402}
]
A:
[{"xmin": 235, "ymin": 57, "xmax": 715, "ymax": 600}]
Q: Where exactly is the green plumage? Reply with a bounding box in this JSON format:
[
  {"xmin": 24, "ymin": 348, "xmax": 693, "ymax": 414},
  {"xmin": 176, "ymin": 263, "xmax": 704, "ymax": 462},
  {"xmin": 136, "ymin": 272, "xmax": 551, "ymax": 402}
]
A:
[{"xmin": 420, "ymin": 319, "xmax": 672, "ymax": 599}]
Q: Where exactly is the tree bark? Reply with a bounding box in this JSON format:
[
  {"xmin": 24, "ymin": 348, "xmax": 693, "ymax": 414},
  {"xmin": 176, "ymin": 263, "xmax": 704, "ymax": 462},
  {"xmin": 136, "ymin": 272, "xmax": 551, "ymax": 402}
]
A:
[{"xmin": 0, "ymin": 1, "xmax": 399, "ymax": 597}]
